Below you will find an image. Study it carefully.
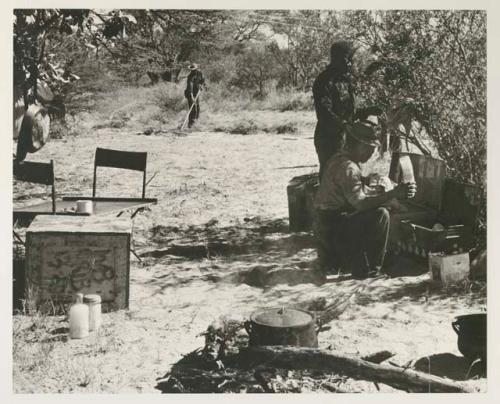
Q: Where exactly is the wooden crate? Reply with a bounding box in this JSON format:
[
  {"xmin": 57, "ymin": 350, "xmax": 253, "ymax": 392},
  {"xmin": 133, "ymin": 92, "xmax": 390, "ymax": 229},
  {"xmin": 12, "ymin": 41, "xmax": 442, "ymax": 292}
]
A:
[{"xmin": 25, "ymin": 215, "xmax": 132, "ymax": 311}]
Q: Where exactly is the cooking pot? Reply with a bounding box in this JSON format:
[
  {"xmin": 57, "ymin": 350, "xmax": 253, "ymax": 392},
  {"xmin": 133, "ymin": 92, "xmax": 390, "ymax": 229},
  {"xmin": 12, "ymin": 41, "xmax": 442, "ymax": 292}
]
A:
[
  {"xmin": 452, "ymin": 313, "xmax": 486, "ymax": 361},
  {"xmin": 245, "ymin": 307, "xmax": 318, "ymax": 348}
]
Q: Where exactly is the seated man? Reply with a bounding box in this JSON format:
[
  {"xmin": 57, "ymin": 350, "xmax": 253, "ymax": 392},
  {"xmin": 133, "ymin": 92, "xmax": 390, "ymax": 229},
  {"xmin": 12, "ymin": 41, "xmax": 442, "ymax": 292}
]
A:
[{"xmin": 313, "ymin": 121, "xmax": 416, "ymax": 279}]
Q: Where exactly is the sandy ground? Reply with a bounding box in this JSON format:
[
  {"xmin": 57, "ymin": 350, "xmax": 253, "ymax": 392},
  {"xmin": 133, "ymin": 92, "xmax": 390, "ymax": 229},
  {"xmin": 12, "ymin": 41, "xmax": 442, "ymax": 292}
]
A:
[{"xmin": 13, "ymin": 119, "xmax": 486, "ymax": 393}]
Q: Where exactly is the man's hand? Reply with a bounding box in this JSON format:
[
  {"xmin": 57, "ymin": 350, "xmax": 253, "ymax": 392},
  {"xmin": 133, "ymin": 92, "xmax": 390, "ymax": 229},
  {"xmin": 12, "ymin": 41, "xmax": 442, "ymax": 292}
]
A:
[
  {"xmin": 365, "ymin": 173, "xmax": 382, "ymax": 186},
  {"xmin": 394, "ymin": 182, "xmax": 417, "ymax": 200}
]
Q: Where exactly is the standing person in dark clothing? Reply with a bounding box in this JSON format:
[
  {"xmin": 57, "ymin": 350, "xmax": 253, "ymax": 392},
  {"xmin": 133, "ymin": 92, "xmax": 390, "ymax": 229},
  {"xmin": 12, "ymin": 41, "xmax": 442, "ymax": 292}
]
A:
[
  {"xmin": 184, "ymin": 63, "xmax": 205, "ymax": 128},
  {"xmin": 313, "ymin": 41, "xmax": 383, "ymax": 180},
  {"xmin": 313, "ymin": 41, "xmax": 356, "ymax": 181}
]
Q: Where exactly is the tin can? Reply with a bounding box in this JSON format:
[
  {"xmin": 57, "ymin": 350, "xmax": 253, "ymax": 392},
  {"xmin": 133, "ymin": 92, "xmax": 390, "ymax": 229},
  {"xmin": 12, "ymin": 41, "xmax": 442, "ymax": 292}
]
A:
[{"xmin": 76, "ymin": 200, "xmax": 93, "ymax": 214}]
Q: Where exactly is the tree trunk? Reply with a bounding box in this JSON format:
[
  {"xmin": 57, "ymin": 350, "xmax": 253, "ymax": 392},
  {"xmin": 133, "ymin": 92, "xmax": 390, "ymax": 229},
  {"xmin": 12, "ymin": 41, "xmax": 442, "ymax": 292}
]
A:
[{"xmin": 242, "ymin": 346, "xmax": 471, "ymax": 393}]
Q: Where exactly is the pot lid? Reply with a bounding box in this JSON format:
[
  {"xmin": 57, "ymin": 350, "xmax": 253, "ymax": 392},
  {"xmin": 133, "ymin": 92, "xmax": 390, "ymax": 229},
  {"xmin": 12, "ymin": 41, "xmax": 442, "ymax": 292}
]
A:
[{"xmin": 251, "ymin": 307, "xmax": 313, "ymax": 328}]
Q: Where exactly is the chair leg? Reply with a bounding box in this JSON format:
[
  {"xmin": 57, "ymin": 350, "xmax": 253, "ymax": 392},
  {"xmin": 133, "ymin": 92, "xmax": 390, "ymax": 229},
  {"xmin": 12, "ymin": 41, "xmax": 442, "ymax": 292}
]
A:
[
  {"xmin": 13, "ymin": 231, "xmax": 25, "ymax": 246},
  {"xmin": 131, "ymin": 248, "xmax": 142, "ymax": 263},
  {"xmin": 131, "ymin": 207, "xmax": 145, "ymax": 219},
  {"xmin": 51, "ymin": 160, "xmax": 56, "ymax": 213},
  {"xmin": 125, "ymin": 209, "xmax": 144, "ymax": 263},
  {"xmin": 92, "ymin": 164, "xmax": 97, "ymax": 198},
  {"xmin": 142, "ymin": 171, "xmax": 146, "ymax": 199}
]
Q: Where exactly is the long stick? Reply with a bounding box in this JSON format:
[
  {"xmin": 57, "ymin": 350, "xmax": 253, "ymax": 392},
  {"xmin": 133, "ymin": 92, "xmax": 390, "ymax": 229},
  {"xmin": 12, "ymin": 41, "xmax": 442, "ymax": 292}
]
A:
[
  {"xmin": 243, "ymin": 346, "xmax": 471, "ymax": 393},
  {"xmin": 179, "ymin": 89, "xmax": 202, "ymax": 131}
]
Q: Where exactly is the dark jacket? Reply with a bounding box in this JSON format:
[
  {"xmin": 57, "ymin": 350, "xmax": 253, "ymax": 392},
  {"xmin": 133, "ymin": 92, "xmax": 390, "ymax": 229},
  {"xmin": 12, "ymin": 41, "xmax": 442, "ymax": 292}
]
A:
[
  {"xmin": 185, "ymin": 70, "xmax": 205, "ymax": 99},
  {"xmin": 312, "ymin": 65, "xmax": 356, "ymax": 155}
]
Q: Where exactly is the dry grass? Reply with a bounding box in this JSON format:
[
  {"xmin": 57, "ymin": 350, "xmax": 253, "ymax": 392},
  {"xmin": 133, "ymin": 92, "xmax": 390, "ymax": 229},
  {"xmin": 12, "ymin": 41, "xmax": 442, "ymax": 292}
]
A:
[{"xmin": 64, "ymin": 81, "xmax": 314, "ymax": 136}]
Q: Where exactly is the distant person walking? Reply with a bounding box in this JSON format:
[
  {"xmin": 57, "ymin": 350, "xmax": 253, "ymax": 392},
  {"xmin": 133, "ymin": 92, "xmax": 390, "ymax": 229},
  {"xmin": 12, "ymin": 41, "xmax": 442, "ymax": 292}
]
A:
[{"xmin": 184, "ymin": 63, "xmax": 205, "ymax": 128}]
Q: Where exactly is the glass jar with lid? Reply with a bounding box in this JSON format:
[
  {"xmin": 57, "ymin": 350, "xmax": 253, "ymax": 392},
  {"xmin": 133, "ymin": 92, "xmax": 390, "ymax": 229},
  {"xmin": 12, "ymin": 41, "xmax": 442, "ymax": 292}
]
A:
[
  {"xmin": 69, "ymin": 293, "xmax": 89, "ymax": 339},
  {"xmin": 83, "ymin": 294, "xmax": 102, "ymax": 331}
]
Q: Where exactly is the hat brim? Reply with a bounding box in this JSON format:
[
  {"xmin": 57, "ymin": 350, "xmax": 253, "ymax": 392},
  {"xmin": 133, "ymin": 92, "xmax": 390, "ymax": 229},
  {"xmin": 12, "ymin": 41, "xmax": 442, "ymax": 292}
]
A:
[{"xmin": 346, "ymin": 127, "xmax": 381, "ymax": 147}]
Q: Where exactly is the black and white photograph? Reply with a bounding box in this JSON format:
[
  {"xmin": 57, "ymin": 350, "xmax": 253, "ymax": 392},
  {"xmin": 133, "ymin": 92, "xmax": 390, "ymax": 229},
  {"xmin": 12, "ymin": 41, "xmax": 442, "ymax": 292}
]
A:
[{"xmin": 7, "ymin": 0, "xmax": 496, "ymax": 396}]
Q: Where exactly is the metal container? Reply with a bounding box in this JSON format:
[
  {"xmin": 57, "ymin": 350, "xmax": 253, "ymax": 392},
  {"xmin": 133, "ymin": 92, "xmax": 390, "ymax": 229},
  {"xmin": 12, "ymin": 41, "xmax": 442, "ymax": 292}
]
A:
[
  {"xmin": 452, "ymin": 313, "xmax": 487, "ymax": 361},
  {"xmin": 245, "ymin": 307, "xmax": 318, "ymax": 347},
  {"xmin": 429, "ymin": 252, "xmax": 470, "ymax": 286},
  {"xmin": 287, "ymin": 173, "xmax": 319, "ymax": 232},
  {"xmin": 76, "ymin": 200, "xmax": 93, "ymax": 214},
  {"xmin": 399, "ymin": 219, "xmax": 472, "ymax": 258}
]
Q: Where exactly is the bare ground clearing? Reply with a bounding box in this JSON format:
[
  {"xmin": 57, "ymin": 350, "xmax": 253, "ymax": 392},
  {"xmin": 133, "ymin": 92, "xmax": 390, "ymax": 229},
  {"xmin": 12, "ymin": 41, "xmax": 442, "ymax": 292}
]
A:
[{"xmin": 13, "ymin": 119, "xmax": 486, "ymax": 393}]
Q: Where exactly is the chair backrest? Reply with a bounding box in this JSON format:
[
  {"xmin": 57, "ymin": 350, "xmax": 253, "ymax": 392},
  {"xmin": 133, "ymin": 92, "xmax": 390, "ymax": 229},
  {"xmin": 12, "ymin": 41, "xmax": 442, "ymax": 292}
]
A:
[
  {"xmin": 13, "ymin": 159, "xmax": 56, "ymax": 213},
  {"xmin": 93, "ymin": 147, "xmax": 148, "ymax": 198}
]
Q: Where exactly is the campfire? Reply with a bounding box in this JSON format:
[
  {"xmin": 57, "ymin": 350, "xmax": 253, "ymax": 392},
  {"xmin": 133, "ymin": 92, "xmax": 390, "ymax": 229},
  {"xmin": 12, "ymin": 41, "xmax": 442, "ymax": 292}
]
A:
[{"xmin": 156, "ymin": 290, "xmax": 481, "ymax": 393}]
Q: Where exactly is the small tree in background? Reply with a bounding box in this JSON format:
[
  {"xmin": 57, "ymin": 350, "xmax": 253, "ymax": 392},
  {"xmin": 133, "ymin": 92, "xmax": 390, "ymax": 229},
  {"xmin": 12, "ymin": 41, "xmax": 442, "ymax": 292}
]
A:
[
  {"xmin": 268, "ymin": 10, "xmax": 341, "ymax": 90},
  {"xmin": 230, "ymin": 44, "xmax": 281, "ymax": 98}
]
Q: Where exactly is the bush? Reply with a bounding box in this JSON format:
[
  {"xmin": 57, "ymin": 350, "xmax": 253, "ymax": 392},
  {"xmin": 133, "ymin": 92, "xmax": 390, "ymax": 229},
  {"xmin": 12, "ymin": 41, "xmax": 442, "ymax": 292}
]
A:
[
  {"xmin": 151, "ymin": 82, "xmax": 186, "ymax": 114},
  {"xmin": 275, "ymin": 91, "xmax": 314, "ymax": 112},
  {"xmin": 348, "ymin": 10, "xmax": 486, "ymax": 244},
  {"xmin": 214, "ymin": 118, "xmax": 258, "ymax": 135},
  {"xmin": 275, "ymin": 122, "xmax": 298, "ymax": 134}
]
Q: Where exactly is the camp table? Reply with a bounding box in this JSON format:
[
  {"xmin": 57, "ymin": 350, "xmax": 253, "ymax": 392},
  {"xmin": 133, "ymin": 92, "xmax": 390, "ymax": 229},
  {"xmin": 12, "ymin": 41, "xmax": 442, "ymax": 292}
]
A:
[{"xmin": 13, "ymin": 196, "xmax": 157, "ymax": 224}]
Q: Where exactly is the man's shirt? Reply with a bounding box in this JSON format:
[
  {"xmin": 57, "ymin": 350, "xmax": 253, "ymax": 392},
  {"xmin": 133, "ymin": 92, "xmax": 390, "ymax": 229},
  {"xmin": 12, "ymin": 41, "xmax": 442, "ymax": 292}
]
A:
[
  {"xmin": 185, "ymin": 70, "xmax": 205, "ymax": 96},
  {"xmin": 314, "ymin": 152, "xmax": 367, "ymax": 211},
  {"xmin": 312, "ymin": 66, "xmax": 356, "ymax": 134}
]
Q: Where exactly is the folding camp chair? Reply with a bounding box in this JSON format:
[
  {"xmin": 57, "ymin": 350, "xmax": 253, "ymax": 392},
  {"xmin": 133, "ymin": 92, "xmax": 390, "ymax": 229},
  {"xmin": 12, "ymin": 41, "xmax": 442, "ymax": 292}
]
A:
[
  {"xmin": 13, "ymin": 159, "xmax": 56, "ymax": 244},
  {"xmin": 93, "ymin": 147, "xmax": 148, "ymax": 199},
  {"xmin": 91, "ymin": 147, "xmax": 154, "ymax": 262},
  {"xmin": 14, "ymin": 159, "xmax": 56, "ymax": 211}
]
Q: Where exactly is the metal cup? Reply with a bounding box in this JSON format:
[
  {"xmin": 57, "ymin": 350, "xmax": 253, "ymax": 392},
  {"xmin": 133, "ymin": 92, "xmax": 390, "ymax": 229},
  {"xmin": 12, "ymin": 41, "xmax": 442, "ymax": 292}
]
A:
[{"xmin": 76, "ymin": 200, "xmax": 93, "ymax": 214}]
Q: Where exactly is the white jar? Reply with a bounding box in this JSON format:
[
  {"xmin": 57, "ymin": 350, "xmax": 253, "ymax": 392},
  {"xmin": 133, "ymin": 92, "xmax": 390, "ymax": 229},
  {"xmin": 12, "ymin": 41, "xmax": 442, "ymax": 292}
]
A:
[
  {"xmin": 69, "ymin": 293, "xmax": 89, "ymax": 339},
  {"xmin": 84, "ymin": 294, "xmax": 102, "ymax": 332}
]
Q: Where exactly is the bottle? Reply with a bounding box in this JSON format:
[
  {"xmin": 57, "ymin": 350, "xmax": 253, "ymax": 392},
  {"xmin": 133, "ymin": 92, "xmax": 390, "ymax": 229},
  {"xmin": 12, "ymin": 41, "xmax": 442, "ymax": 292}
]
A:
[
  {"xmin": 84, "ymin": 294, "xmax": 102, "ymax": 332},
  {"xmin": 69, "ymin": 293, "xmax": 89, "ymax": 339}
]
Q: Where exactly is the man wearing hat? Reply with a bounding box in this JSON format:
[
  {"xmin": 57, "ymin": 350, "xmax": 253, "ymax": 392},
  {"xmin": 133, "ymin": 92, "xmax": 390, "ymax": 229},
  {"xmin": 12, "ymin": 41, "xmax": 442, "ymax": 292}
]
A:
[
  {"xmin": 312, "ymin": 41, "xmax": 383, "ymax": 180},
  {"xmin": 313, "ymin": 121, "xmax": 417, "ymax": 279},
  {"xmin": 184, "ymin": 63, "xmax": 205, "ymax": 128}
]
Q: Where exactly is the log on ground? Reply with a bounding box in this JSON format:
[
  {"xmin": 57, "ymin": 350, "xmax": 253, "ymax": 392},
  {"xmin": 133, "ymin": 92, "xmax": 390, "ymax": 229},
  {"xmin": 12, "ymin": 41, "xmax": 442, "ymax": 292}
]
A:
[{"xmin": 241, "ymin": 346, "xmax": 471, "ymax": 393}]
